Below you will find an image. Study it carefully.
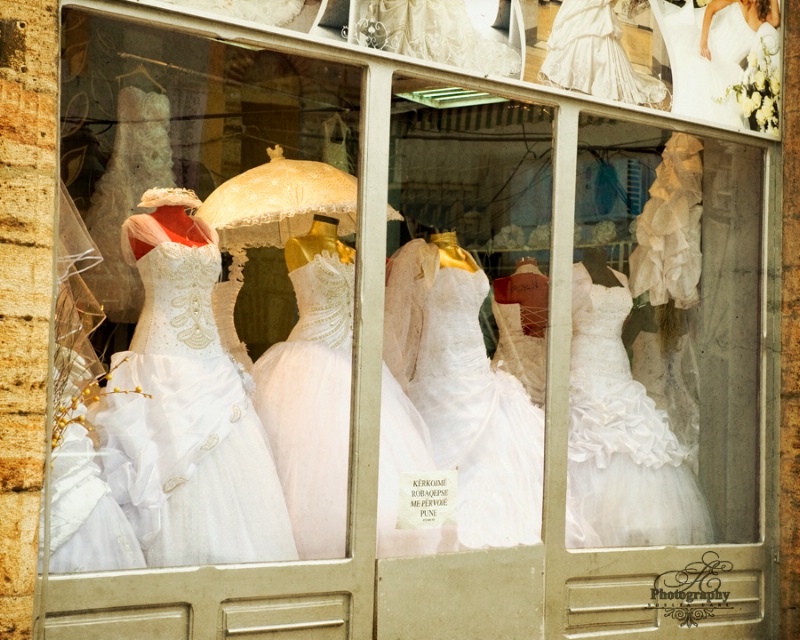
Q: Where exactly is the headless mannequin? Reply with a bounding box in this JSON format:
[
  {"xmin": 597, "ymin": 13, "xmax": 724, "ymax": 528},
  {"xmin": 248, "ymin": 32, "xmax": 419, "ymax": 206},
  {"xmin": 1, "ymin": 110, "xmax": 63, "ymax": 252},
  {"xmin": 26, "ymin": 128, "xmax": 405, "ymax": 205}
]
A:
[
  {"xmin": 129, "ymin": 205, "xmax": 209, "ymax": 260},
  {"xmin": 493, "ymin": 257, "xmax": 549, "ymax": 338},
  {"xmin": 284, "ymin": 215, "xmax": 355, "ymax": 273},
  {"xmin": 430, "ymin": 231, "xmax": 479, "ymax": 273},
  {"xmin": 580, "ymin": 246, "xmax": 623, "ymax": 288}
]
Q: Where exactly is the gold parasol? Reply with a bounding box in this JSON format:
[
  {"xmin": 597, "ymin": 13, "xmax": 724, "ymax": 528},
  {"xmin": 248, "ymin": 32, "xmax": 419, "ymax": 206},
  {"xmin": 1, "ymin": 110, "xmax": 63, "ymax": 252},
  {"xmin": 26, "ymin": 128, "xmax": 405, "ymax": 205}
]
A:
[{"xmin": 195, "ymin": 145, "xmax": 402, "ymax": 250}]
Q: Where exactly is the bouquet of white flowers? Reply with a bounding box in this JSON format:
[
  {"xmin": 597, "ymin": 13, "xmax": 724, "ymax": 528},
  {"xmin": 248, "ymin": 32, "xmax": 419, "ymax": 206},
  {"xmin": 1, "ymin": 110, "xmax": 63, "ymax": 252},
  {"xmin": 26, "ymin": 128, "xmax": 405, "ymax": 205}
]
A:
[{"xmin": 721, "ymin": 34, "xmax": 781, "ymax": 136}]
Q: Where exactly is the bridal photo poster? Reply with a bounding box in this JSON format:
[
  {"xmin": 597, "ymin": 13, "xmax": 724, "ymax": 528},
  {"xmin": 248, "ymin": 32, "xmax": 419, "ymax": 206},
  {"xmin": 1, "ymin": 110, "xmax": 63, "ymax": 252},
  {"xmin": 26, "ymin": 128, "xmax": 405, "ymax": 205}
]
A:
[{"xmin": 523, "ymin": 0, "xmax": 782, "ymax": 135}]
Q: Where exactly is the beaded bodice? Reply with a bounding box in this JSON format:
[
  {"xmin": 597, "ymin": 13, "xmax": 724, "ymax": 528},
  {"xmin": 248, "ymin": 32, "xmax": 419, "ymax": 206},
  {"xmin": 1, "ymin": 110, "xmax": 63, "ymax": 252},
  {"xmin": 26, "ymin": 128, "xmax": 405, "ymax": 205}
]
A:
[
  {"xmin": 287, "ymin": 251, "xmax": 355, "ymax": 350},
  {"xmin": 415, "ymin": 267, "xmax": 491, "ymax": 378},
  {"xmin": 129, "ymin": 242, "xmax": 224, "ymax": 359}
]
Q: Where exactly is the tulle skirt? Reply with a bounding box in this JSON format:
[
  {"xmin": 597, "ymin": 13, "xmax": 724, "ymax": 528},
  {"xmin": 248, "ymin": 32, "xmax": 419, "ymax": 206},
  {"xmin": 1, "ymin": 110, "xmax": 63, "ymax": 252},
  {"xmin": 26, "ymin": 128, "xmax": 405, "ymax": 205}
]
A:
[
  {"xmin": 93, "ymin": 351, "xmax": 298, "ymax": 566},
  {"xmin": 253, "ymin": 340, "xmax": 443, "ymax": 560},
  {"xmin": 408, "ymin": 366, "xmax": 546, "ymax": 549},
  {"xmin": 567, "ymin": 361, "xmax": 714, "ymax": 547},
  {"xmin": 46, "ymin": 495, "xmax": 146, "ymax": 573}
]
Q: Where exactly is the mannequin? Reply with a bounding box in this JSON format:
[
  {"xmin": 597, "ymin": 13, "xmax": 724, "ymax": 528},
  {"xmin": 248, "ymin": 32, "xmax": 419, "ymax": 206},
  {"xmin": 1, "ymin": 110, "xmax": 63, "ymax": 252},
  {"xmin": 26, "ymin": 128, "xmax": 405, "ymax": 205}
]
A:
[
  {"xmin": 430, "ymin": 230, "xmax": 479, "ymax": 273},
  {"xmin": 491, "ymin": 257, "xmax": 549, "ymax": 404},
  {"xmin": 385, "ymin": 234, "xmax": 550, "ymax": 549},
  {"xmin": 493, "ymin": 257, "xmax": 549, "ymax": 338},
  {"xmin": 284, "ymin": 214, "xmax": 355, "ymax": 272},
  {"xmin": 129, "ymin": 206, "xmax": 208, "ymax": 260},
  {"xmin": 580, "ymin": 245, "xmax": 623, "ymax": 288}
]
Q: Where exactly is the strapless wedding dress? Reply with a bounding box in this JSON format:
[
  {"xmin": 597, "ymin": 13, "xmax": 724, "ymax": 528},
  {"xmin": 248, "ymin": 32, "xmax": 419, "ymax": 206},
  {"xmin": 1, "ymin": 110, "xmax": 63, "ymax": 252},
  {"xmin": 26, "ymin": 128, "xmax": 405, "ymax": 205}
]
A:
[
  {"xmin": 539, "ymin": 0, "xmax": 667, "ymax": 105},
  {"xmin": 567, "ymin": 263, "xmax": 714, "ymax": 546},
  {"xmin": 92, "ymin": 225, "xmax": 297, "ymax": 566},
  {"xmin": 252, "ymin": 251, "xmax": 442, "ymax": 560}
]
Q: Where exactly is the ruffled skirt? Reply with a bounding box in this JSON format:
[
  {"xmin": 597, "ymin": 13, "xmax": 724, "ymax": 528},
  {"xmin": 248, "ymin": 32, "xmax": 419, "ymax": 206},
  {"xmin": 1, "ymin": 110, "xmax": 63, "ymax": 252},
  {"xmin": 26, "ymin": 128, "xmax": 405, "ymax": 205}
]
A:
[
  {"xmin": 93, "ymin": 351, "xmax": 298, "ymax": 566},
  {"xmin": 567, "ymin": 357, "xmax": 714, "ymax": 547},
  {"xmin": 539, "ymin": 0, "xmax": 666, "ymax": 105},
  {"xmin": 253, "ymin": 340, "xmax": 443, "ymax": 560}
]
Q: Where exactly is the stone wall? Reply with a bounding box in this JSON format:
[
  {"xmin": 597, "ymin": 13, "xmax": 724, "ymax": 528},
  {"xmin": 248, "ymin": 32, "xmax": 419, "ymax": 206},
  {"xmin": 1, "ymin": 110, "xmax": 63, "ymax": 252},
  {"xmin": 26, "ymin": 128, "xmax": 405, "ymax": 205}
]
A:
[
  {"xmin": 0, "ymin": 0, "xmax": 58, "ymax": 638},
  {"xmin": 782, "ymin": 0, "xmax": 800, "ymax": 636}
]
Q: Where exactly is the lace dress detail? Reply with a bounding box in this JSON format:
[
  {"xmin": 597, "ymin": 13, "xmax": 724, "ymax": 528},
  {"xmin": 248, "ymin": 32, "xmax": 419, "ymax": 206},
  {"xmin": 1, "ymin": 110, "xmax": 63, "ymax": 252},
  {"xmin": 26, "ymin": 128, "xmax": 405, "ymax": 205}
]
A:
[
  {"xmin": 538, "ymin": 0, "xmax": 667, "ymax": 106},
  {"xmin": 382, "ymin": 239, "xmax": 552, "ymax": 549},
  {"xmin": 567, "ymin": 263, "xmax": 713, "ymax": 547},
  {"xmin": 130, "ymin": 242, "xmax": 223, "ymax": 357},
  {"xmin": 92, "ymin": 234, "xmax": 297, "ymax": 566},
  {"xmin": 253, "ymin": 251, "xmax": 441, "ymax": 559},
  {"xmin": 83, "ymin": 87, "xmax": 176, "ymax": 323},
  {"xmin": 287, "ymin": 252, "xmax": 355, "ymax": 349}
]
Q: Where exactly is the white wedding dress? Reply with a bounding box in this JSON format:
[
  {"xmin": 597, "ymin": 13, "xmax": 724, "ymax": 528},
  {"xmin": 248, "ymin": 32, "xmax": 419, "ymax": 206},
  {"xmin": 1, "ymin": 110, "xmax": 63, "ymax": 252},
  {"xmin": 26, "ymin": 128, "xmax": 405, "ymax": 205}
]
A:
[
  {"xmin": 568, "ymin": 263, "xmax": 714, "ymax": 546},
  {"xmin": 252, "ymin": 251, "xmax": 442, "ymax": 560},
  {"xmin": 92, "ymin": 215, "xmax": 297, "ymax": 567},
  {"xmin": 656, "ymin": 0, "xmax": 755, "ymax": 126},
  {"xmin": 376, "ymin": 0, "xmax": 522, "ymax": 77},
  {"xmin": 385, "ymin": 239, "xmax": 551, "ymax": 549},
  {"xmin": 539, "ymin": 0, "xmax": 667, "ymax": 105},
  {"xmin": 44, "ymin": 421, "xmax": 147, "ymax": 573}
]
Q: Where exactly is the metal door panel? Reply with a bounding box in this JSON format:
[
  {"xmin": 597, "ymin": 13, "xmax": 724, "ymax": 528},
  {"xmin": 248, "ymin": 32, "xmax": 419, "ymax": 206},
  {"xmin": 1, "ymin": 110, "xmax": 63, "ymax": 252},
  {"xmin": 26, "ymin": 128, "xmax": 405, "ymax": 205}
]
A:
[
  {"xmin": 375, "ymin": 545, "xmax": 545, "ymax": 640},
  {"xmin": 221, "ymin": 594, "xmax": 350, "ymax": 639},
  {"xmin": 45, "ymin": 605, "xmax": 190, "ymax": 640}
]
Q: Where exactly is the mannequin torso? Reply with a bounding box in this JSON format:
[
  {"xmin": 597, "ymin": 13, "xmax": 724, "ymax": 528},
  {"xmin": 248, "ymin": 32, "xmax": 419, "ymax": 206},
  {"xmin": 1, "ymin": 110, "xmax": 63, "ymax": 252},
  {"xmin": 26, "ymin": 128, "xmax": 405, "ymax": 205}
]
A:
[
  {"xmin": 284, "ymin": 215, "xmax": 355, "ymax": 272},
  {"xmin": 580, "ymin": 246, "xmax": 623, "ymax": 288},
  {"xmin": 129, "ymin": 205, "xmax": 210, "ymax": 260},
  {"xmin": 430, "ymin": 231, "xmax": 479, "ymax": 273}
]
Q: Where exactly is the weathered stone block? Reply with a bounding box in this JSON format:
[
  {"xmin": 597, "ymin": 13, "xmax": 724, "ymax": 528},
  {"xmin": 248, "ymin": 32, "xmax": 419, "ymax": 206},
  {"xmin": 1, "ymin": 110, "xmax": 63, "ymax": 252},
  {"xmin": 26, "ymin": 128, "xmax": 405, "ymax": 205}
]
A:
[
  {"xmin": 0, "ymin": 244, "xmax": 53, "ymax": 319},
  {"xmin": 0, "ymin": 170, "xmax": 56, "ymax": 247},
  {"xmin": 0, "ymin": 316, "xmax": 49, "ymax": 415},
  {"xmin": 0, "ymin": 594, "xmax": 35, "ymax": 640},
  {"xmin": 0, "ymin": 490, "xmax": 40, "ymax": 598},
  {"xmin": 0, "ymin": 412, "xmax": 45, "ymax": 492}
]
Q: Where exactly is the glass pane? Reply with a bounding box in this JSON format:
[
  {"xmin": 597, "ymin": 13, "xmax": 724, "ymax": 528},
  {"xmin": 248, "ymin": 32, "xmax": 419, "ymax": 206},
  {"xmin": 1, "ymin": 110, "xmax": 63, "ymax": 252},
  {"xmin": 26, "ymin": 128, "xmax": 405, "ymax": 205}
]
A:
[
  {"xmin": 51, "ymin": 8, "xmax": 365, "ymax": 571},
  {"xmin": 567, "ymin": 116, "xmax": 761, "ymax": 547},
  {"xmin": 382, "ymin": 77, "xmax": 554, "ymax": 552}
]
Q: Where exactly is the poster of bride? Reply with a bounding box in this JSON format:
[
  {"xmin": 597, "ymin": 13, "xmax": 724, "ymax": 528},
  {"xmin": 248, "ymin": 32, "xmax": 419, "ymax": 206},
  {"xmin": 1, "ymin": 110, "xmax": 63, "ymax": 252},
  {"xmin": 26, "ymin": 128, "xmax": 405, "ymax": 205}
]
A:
[{"xmin": 524, "ymin": 0, "xmax": 782, "ymax": 135}]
